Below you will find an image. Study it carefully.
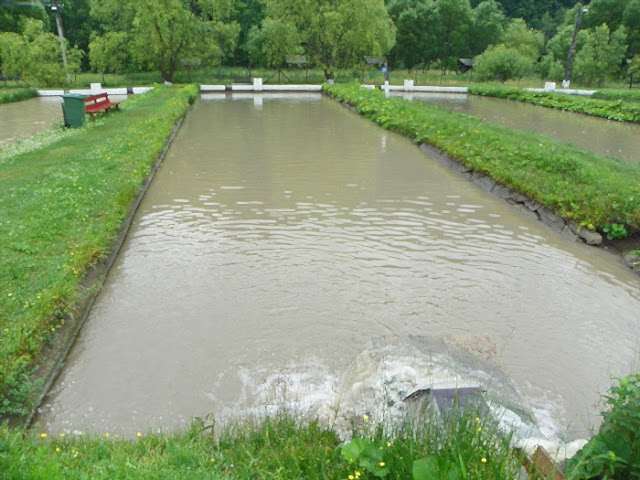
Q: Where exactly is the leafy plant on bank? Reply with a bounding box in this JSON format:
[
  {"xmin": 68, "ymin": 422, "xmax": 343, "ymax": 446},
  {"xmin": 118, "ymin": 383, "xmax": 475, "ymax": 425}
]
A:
[
  {"xmin": 469, "ymin": 85, "xmax": 640, "ymax": 123},
  {"xmin": 0, "ymin": 88, "xmax": 37, "ymax": 104},
  {"xmin": 323, "ymin": 83, "xmax": 640, "ymax": 236},
  {"xmin": 565, "ymin": 373, "xmax": 640, "ymax": 479},
  {"xmin": 592, "ymin": 89, "xmax": 640, "ymax": 104},
  {"xmin": 0, "ymin": 85, "xmax": 197, "ymax": 420}
]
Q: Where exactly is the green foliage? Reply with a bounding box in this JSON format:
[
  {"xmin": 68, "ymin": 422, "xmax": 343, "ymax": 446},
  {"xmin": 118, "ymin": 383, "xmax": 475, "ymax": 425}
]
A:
[
  {"xmin": 259, "ymin": 0, "xmax": 396, "ymax": 80},
  {"xmin": 0, "ymin": 85, "xmax": 197, "ymax": 419},
  {"xmin": 473, "ymin": 44, "xmax": 534, "ymax": 82},
  {"xmin": 602, "ymin": 223, "xmax": 629, "ymax": 240},
  {"xmin": 573, "ymin": 25, "xmax": 628, "ymax": 87},
  {"xmin": 325, "ymin": 83, "xmax": 640, "ymax": 235},
  {"xmin": 88, "ymin": 0, "xmax": 240, "ymax": 82},
  {"xmin": 469, "ymin": 85, "xmax": 640, "ymax": 123},
  {"xmin": 565, "ymin": 373, "xmax": 640, "ymax": 479},
  {"xmin": 341, "ymin": 437, "xmax": 391, "ymax": 477},
  {"xmin": 0, "ymin": 88, "xmax": 37, "ymax": 103},
  {"xmin": 0, "ymin": 18, "xmax": 82, "ymax": 87}
]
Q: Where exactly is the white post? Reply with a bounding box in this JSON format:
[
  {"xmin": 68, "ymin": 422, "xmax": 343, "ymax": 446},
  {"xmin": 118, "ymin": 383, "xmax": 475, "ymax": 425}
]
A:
[{"xmin": 254, "ymin": 77, "xmax": 263, "ymax": 92}]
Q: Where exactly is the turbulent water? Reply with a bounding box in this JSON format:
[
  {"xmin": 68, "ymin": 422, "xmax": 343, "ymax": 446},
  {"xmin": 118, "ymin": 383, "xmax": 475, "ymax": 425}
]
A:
[{"xmin": 38, "ymin": 94, "xmax": 640, "ymax": 446}]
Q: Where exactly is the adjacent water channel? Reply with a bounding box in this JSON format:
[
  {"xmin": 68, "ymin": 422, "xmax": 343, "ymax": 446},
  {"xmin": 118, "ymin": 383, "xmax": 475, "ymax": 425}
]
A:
[
  {"xmin": 38, "ymin": 93, "xmax": 640, "ymax": 441},
  {"xmin": 0, "ymin": 96, "xmax": 62, "ymax": 146},
  {"xmin": 395, "ymin": 92, "xmax": 640, "ymax": 163}
]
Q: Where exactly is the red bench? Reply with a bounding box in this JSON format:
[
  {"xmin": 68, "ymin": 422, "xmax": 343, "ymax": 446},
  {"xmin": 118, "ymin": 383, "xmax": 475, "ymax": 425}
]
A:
[{"xmin": 84, "ymin": 93, "xmax": 120, "ymax": 115}]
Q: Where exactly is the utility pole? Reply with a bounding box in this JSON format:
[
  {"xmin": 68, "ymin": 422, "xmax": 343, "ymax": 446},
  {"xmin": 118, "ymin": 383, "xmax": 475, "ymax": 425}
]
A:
[
  {"xmin": 50, "ymin": 0, "xmax": 69, "ymax": 79},
  {"xmin": 563, "ymin": 3, "xmax": 588, "ymax": 88}
]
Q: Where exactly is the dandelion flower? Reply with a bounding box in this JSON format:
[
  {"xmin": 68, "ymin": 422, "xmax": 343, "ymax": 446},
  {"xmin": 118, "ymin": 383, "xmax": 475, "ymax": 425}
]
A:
[
  {"xmin": 387, "ymin": 442, "xmax": 391, "ymax": 447},
  {"xmin": 355, "ymin": 473, "xmax": 360, "ymax": 478},
  {"xmin": 379, "ymin": 462, "xmax": 385, "ymax": 467},
  {"xmin": 40, "ymin": 433, "xmax": 47, "ymax": 439},
  {"xmin": 481, "ymin": 458, "xmax": 487, "ymax": 463},
  {"xmin": 477, "ymin": 427, "xmax": 482, "ymax": 433},
  {"xmin": 362, "ymin": 414, "xmax": 369, "ymax": 421},
  {"xmin": 136, "ymin": 432, "xmax": 142, "ymax": 438},
  {"xmin": 104, "ymin": 433, "xmax": 109, "ymax": 438},
  {"xmin": 349, "ymin": 475, "xmax": 354, "ymax": 480},
  {"xmin": 55, "ymin": 447, "xmax": 60, "ymax": 453},
  {"xmin": 59, "ymin": 433, "xmax": 65, "ymax": 438},
  {"xmin": 210, "ymin": 458, "xmax": 215, "ymax": 463}
]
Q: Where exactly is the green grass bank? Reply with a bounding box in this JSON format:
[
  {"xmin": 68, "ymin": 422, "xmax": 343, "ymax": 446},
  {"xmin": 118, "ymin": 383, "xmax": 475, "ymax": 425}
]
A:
[
  {"xmin": 325, "ymin": 84, "xmax": 640, "ymax": 239},
  {"xmin": 0, "ymin": 85, "xmax": 197, "ymax": 419},
  {"xmin": 0, "ymin": 412, "xmax": 530, "ymax": 480},
  {"xmin": 0, "ymin": 88, "xmax": 37, "ymax": 104},
  {"xmin": 469, "ymin": 85, "xmax": 640, "ymax": 123}
]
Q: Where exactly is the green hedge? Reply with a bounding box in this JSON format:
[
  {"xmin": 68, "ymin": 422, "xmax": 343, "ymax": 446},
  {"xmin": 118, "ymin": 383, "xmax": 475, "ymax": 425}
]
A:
[
  {"xmin": 0, "ymin": 85, "xmax": 197, "ymax": 419},
  {"xmin": 0, "ymin": 88, "xmax": 38, "ymax": 104},
  {"xmin": 324, "ymin": 84, "xmax": 640, "ymax": 234},
  {"xmin": 469, "ymin": 85, "xmax": 640, "ymax": 123}
]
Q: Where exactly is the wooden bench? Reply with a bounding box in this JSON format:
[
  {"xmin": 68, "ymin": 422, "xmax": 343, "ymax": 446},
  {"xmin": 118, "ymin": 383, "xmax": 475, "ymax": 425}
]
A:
[{"xmin": 84, "ymin": 93, "xmax": 120, "ymax": 115}]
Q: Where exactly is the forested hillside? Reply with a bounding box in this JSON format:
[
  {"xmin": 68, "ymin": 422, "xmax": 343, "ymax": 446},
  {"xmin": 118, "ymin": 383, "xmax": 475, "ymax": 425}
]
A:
[{"xmin": 1, "ymin": 0, "xmax": 639, "ymax": 87}]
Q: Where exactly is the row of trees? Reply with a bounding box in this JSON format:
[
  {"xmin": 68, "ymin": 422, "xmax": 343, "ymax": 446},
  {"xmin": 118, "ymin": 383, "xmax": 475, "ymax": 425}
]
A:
[{"xmin": 0, "ymin": 0, "xmax": 639, "ymax": 86}]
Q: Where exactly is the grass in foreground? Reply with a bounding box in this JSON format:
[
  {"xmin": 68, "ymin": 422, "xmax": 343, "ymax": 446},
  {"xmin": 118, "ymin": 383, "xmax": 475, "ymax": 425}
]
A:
[
  {"xmin": 0, "ymin": 88, "xmax": 38, "ymax": 104},
  {"xmin": 0, "ymin": 411, "xmax": 531, "ymax": 480},
  {"xmin": 0, "ymin": 84, "xmax": 197, "ymax": 419},
  {"xmin": 324, "ymin": 84, "xmax": 640, "ymax": 236},
  {"xmin": 469, "ymin": 85, "xmax": 640, "ymax": 123}
]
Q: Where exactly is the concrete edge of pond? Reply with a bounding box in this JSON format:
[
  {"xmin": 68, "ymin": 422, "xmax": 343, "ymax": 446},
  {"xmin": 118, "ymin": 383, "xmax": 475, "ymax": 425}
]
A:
[
  {"xmin": 23, "ymin": 110, "xmax": 191, "ymax": 430},
  {"xmin": 334, "ymin": 98, "xmax": 640, "ymax": 277}
]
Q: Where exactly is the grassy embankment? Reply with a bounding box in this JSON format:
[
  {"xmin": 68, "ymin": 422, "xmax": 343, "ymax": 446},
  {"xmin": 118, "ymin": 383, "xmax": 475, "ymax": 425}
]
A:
[
  {"xmin": 469, "ymin": 85, "xmax": 640, "ymax": 123},
  {"xmin": 0, "ymin": 85, "xmax": 197, "ymax": 419},
  {"xmin": 1, "ymin": 411, "xmax": 536, "ymax": 480},
  {"xmin": 0, "ymin": 88, "xmax": 37, "ymax": 104},
  {"xmin": 325, "ymin": 83, "xmax": 640, "ymax": 239}
]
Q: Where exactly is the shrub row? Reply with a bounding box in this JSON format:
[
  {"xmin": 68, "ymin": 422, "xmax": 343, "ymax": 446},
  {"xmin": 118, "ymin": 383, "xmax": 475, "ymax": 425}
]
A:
[
  {"xmin": 324, "ymin": 84, "xmax": 640, "ymax": 234},
  {"xmin": 0, "ymin": 85, "xmax": 197, "ymax": 419},
  {"xmin": 592, "ymin": 88, "xmax": 640, "ymax": 103},
  {"xmin": 0, "ymin": 88, "xmax": 38, "ymax": 104},
  {"xmin": 469, "ymin": 85, "xmax": 640, "ymax": 123}
]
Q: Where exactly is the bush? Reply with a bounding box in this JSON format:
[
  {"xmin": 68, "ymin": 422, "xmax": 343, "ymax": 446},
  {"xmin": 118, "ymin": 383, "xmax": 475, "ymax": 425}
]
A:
[{"xmin": 565, "ymin": 374, "xmax": 640, "ymax": 479}]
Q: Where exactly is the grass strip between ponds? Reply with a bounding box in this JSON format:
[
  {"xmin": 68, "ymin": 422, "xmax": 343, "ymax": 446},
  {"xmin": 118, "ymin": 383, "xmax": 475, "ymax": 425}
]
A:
[
  {"xmin": 1, "ymin": 412, "xmax": 528, "ymax": 480},
  {"xmin": 0, "ymin": 85, "xmax": 197, "ymax": 419},
  {"xmin": 0, "ymin": 88, "xmax": 38, "ymax": 104},
  {"xmin": 324, "ymin": 83, "xmax": 640, "ymax": 236},
  {"xmin": 469, "ymin": 85, "xmax": 640, "ymax": 123}
]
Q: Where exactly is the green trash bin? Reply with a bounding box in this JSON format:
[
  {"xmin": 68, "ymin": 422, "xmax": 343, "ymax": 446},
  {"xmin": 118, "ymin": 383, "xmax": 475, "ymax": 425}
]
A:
[{"xmin": 61, "ymin": 94, "xmax": 86, "ymax": 128}]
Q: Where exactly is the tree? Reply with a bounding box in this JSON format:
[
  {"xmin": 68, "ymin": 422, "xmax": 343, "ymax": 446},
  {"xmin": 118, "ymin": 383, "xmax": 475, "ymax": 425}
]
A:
[
  {"xmin": 257, "ymin": 0, "xmax": 396, "ymax": 80},
  {"xmin": 387, "ymin": 0, "xmax": 438, "ymax": 70},
  {"xmin": 0, "ymin": 17, "xmax": 82, "ymax": 86},
  {"xmin": 246, "ymin": 18, "xmax": 299, "ymax": 68},
  {"xmin": 473, "ymin": 43, "xmax": 534, "ymax": 82},
  {"xmin": 500, "ymin": 18, "xmax": 544, "ymax": 59},
  {"xmin": 88, "ymin": 0, "xmax": 240, "ymax": 82},
  {"xmin": 469, "ymin": 0, "xmax": 506, "ymax": 56},
  {"xmin": 432, "ymin": 0, "xmax": 474, "ymax": 73},
  {"xmin": 573, "ymin": 24, "xmax": 628, "ymax": 86}
]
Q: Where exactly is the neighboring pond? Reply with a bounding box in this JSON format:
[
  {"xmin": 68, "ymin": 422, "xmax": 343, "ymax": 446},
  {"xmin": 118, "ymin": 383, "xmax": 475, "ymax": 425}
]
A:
[
  {"xmin": 0, "ymin": 96, "xmax": 63, "ymax": 146},
  {"xmin": 38, "ymin": 93, "xmax": 640, "ymax": 442},
  {"xmin": 395, "ymin": 92, "xmax": 640, "ymax": 163}
]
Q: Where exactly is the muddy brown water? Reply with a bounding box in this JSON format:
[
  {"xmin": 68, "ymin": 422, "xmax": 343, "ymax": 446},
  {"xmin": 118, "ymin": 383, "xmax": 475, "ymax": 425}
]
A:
[
  {"xmin": 38, "ymin": 93, "xmax": 640, "ymax": 440},
  {"xmin": 395, "ymin": 92, "xmax": 640, "ymax": 163},
  {"xmin": 0, "ymin": 97, "xmax": 63, "ymax": 146}
]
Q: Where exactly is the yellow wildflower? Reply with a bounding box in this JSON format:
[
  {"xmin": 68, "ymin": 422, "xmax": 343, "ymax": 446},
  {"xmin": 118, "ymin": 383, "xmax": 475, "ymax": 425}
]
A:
[
  {"xmin": 481, "ymin": 457, "xmax": 487, "ymax": 463},
  {"xmin": 379, "ymin": 462, "xmax": 385, "ymax": 467},
  {"xmin": 40, "ymin": 433, "xmax": 47, "ymax": 439},
  {"xmin": 362, "ymin": 414, "xmax": 369, "ymax": 421}
]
